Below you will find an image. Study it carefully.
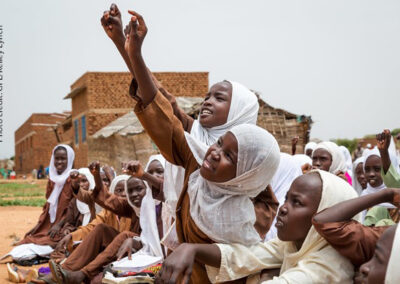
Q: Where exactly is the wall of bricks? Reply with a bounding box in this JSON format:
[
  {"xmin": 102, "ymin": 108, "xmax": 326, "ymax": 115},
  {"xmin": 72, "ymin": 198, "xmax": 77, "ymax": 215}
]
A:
[{"xmin": 15, "ymin": 113, "xmax": 68, "ymax": 174}]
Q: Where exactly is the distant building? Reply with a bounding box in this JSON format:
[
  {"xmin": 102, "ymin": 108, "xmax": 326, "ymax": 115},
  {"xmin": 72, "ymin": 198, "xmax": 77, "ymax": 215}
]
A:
[
  {"xmin": 15, "ymin": 71, "xmax": 313, "ymax": 174},
  {"xmin": 14, "ymin": 112, "xmax": 70, "ymax": 174}
]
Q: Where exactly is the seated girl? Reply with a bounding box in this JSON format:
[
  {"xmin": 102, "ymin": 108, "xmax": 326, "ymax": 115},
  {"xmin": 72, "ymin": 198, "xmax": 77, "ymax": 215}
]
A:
[
  {"xmin": 17, "ymin": 145, "xmax": 75, "ymax": 247},
  {"xmin": 156, "ymin": 170, "xmax": 359, "ymax": 283},
  {"xmin": 50, "ymin": 161, "xmax": 163, "ymax": 284},
  {"xmin": 100, "ymin": 4, "xmax": 279, "ymax": 239},
  {"xmin": 311, "ymin": 141, "xmax": 349, "ymax": 183}
]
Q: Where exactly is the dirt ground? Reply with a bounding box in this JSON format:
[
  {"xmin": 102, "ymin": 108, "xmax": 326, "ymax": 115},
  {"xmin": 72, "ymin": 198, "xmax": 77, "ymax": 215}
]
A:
[{"xmin": 0, "ymin": 206, "xmax": 43, "ymax": 283}]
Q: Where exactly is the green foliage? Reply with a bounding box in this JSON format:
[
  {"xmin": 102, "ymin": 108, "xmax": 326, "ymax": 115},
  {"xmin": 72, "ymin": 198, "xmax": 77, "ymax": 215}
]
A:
[
  {"xmin": 0, "ymin": 198, "xmax": 46, "ymax": 207},
  {"xmin": 331, "ymin": 138, "xmax": 358, "ymax": 154},
  {"xmin": 0, "ymin": 182, "xmax": 46, "ymax": 207},
  {"xmin": 391, "ymin": 128, "xmax": 400, "ymax": 136}
]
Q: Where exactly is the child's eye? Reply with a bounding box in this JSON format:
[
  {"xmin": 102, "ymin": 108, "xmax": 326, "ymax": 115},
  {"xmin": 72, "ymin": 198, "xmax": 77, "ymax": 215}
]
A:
[
  {"xmin": 225, "ymin": 152, "xmax": 233, "ymax": 163},
  {"xmin": 293, "ymin": 199, "xmax": 302, "ymax": 206}
]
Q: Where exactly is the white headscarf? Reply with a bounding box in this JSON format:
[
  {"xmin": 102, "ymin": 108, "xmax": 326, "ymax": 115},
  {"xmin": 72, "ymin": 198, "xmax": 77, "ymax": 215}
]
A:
[
  {"xmin": 389, "ymin": 136, "xmax": 400, "ymax": 174},
  {"xmin": 292, "ymin": 154, "xmax": 312, "ymax": 168},
  {"xmin": 76, "ymin": 168, "xmax": 98, "ymax": 227},
  {"xmin": 109, "ymin": 174, "xmax": 130, "ymax": 194},
  {"xmin": 339, "ymin": 145, "xmax": 353, "ymax": 177},
  {"xmin": 386, "ymin": 224, "xmax": 400, "ymax": 284},
  {"xmin": 266, "ymin": 153, "xmax": 303, "ymax": 241},
  {"xmin": 145, "ymin": 154, "xmax": 166, "ymax": 172},
  {"xmin": 47, "ymin": 144, "xmax": 75, "ymax": 223},
  {"xmin": 304, "ymin": 141, "xmax": 317, "ymax": 154},
  {"xmin": 313, "ymin": 141, "xmax": 348, "ymax": 175},
  {"xmin": 206, "ymin": 170, "xmax": 360, "ymax": 283},
  {"xmin": 163, "ymin": 80, "xmax": 259, "ymax": 219},
  {"xmin": 352, "ymin": 157, "xmax": 365, "ymax": 195},
  {"xmin": 361, "ymin": 148, "xmax": 394, "ymax": 210},
  {"xmin": 125, "ymin": 177, "xmax": 164, "ymax": 259},
  {"xmin": 184, "ymin": 123, "xmax": 280, "ymax": 244}
]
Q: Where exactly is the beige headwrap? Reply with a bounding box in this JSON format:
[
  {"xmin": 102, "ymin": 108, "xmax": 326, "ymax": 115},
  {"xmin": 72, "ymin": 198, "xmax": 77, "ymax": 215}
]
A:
[{"xmin": 207, "ymin": 170, "xmax": 360, "ymax": 283}]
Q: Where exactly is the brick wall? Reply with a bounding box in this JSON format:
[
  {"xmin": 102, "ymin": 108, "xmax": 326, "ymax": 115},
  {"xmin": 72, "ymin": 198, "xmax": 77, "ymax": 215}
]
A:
[{"xmin": 15, "ymin": 113, "xmax": 67, "ymax": 174}]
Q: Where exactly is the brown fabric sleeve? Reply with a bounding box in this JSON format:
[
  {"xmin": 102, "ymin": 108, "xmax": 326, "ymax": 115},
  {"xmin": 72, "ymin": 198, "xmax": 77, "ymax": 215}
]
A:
[
  {"xmin": 91, "ymin": 186, "xmax": 133, "ymax": 218},
  {"xmin": 312, "ymin": 218, "xmax": 388, "ymax": 267},
  {"xmin": 135, "ymin": 91, "xmax": 196, "ymax": 169},
  {"xmin": 71, "ymin": 210, "xmax": 107, "ymax": 242},
  {"xmin": 252, "ymin": 185, "xmax": 279, "ymax": 239}
]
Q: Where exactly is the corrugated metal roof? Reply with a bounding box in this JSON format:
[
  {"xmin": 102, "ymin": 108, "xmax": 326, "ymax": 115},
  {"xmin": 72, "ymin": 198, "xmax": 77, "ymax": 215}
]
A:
[{"xmin": 92, "ymin": 97, "xmax": 203, "ymax": 138}]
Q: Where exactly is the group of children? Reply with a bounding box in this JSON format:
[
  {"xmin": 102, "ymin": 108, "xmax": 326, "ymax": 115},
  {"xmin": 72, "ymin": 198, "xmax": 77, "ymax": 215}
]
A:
[{"xmin": 4, "ymin": 3, "xmax": 400, "ymax": 284}]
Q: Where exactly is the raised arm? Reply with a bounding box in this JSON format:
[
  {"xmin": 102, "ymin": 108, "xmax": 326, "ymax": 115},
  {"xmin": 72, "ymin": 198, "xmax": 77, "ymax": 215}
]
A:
[
  {"xmin": 376, "ymin": 129, "xmax": 392, "ymax": 174},
  {"xmin": 313, "ymin": 188, "xmax": 400, "ymax": 224},
  {"xmin": 89, "ymin": 162, "xmax": 132, "ymax": 218}
]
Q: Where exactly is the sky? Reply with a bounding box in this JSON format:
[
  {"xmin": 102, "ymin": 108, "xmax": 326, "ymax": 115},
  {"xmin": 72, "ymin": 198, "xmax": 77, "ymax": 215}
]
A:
[{"xmin": 0, "ymin": 0, "xmax": 399, "ymax": 159}]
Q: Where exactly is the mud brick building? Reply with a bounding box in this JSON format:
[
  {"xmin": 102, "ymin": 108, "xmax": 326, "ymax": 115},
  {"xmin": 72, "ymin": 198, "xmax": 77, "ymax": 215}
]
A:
[
  {"xmin": 14, "ymin": 112, "xmax": 70, "ymax": 174},
  {"xmin": 63, "ymin": 72, "xmax": 209, "ymax": 168}
]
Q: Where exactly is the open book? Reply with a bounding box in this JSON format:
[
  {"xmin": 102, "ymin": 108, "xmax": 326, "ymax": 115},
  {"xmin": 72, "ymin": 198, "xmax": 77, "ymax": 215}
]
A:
[{"xmin": 111, "ymin": 254, "xmax": 162, "ymax": 273}]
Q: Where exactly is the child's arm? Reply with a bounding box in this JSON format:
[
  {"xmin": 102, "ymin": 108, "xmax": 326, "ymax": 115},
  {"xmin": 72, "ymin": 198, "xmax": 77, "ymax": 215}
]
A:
[
  {"xmin": 157, "ymin": 243, "xmax": 221, "ymax": 283},
  {"xmin": 313, "ymin": 188, "xmax": 400, "ymax": 224},
  {"xmin": 125, "ymin": 11, "xmax": 157, "ymax": 106},
  {"xmin": 376, "ymin": 129, "xmax": 392, "ymax": 174},
  {"xmin": 123, "ymin": 160, "xmax": 165, "ymax": 202},
  {"xmin": 89, "ymin": 162, "xmax": 132, "ymax": 218}
]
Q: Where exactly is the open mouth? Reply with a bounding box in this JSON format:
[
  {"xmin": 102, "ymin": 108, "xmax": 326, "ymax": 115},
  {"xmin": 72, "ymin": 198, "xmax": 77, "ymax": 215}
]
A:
[
  {"xmin": 202, "ymin": 159, "xmax": 214, "ymax": 171},
  {"xmin": 200, "ymin": 108, "xmax": 213, "ymax": 116},
  {"xmin": 275, "ymin": 216, "xmax": 285, "ymax": 228}
]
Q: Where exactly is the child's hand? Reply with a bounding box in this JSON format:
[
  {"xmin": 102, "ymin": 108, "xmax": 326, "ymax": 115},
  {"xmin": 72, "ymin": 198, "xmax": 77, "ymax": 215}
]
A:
[
  {"xmin": 122, "ymin": 161, "xmax": 144, "ymax": 178},
  {"xmin": 70, "ymin": 170, "xmax": 80, "ymax": 189},
  {"xmin": 88, "ymin": 161, "xmax": 101, "ymax": 176},
  {"xmin": 390, "ymin": 188, "xmax": 400, "ymax": 208},
  {"xmin": 291, "ymin": 136, "xmax": 299, "ymax": 146},
  {"xmin": 124, "ymin": 10, "xmax": 148, "ymax": 57},
  {"xmin": 100, "ymin": 4, "xmax": 124, "ymax": 43},
  {"xmin": 376, "ymin": 129, "xmax": 391, "ymax": 151}
]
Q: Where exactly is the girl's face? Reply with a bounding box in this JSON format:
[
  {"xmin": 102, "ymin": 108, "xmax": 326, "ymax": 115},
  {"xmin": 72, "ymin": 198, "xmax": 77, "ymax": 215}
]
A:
[
  {"xmin": 355, "ymin": 163, "xmax": 368, "ymax": 190},
  {"xmin": 275, "ymin": 173, "xmax": 322, "ymax": 249},
  {"xmin": 114, "ymin": 180, "xmax": 126, "ymax": 198},
  {"xmin": 100, "ymin": 172, "xmax": 111, "ymax": 188},
  {"xmin": 54, "ymin": 148, "xmax": 68, "ymax": 174},
  {"xmin": 365, "ymin": 155, "xmax": 383, "ymax": 187},
  {"xmin": 356, "ymin": 225, "xmax": 396, "ymax": 284},
  {"xmin": 147, "ymin": 160, "xmax": 164, "ymax": 180},
  {"xmin": 79, "ymin": 174, "xmax": 90, "ymax": 191},
  {"xmin": 126, "ymin": 177, "xmax": 146, "ymax": 207},
  {"xmin": 200, "ymin": 132, "xmax": 238, "ymax": 183},
  {"xmin": 312, "ymin": 149, "xmax": 332, "ymax": 172},
  {"xmin": 199, "ymin": 81, "xmax": 232, "ymax": 128}
]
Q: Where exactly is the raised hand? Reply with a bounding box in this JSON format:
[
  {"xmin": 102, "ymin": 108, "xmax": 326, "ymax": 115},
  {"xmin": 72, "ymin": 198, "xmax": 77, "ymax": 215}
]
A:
[
  {"xmin": 376, "ymin": 129, "xmax": 391, "ymax": 151},
  {"xmin": 122, "ymin": 160, "xmax": 144, "ymax": 178},
  {"xmin": 291, "ymin": 136, "xmax": 299, "ymax": 146},
  {"xmin": 70, "ymin": 170, "xmax": 80, "ymax": 191},
  {"xmin": 124, "ymin": 10, "xmax": 148, "ymax": 58},
  {"xmin": 100, "ymin": 3, "xmax": 124, "ymax": 43},
  {"xmin": 88, "ymin": 161, "xmax": 101, "ymax": 176}
]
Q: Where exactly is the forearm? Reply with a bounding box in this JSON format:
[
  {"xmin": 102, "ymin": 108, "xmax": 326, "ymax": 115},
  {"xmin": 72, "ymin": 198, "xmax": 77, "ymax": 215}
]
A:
[
  {"xmin": 313, "ymin": 189, "xmax": 394, "ymax": 223},
  {"xmin": 193, "ymin": 244, "xmax": 221, "ymax": 268},
  {"xmin": 379, "ymin": 148, "xmax": 391, "ymax": 174},
  {"xmin": 142, "ymin": 173, "xmax": 165, "ymax": 201},
  {"xmin": 129, "ymin": 52, "xmax": 158, "ymax": 106},
  {"xmin": 113, "ymin": 36, "xmax": 135, "ymax": 75}
]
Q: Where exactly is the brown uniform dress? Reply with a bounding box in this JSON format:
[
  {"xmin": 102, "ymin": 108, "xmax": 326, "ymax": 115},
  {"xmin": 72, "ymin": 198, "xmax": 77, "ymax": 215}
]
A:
[
  {"xmin": 135, "ymin": 91, "xmax": 270, "ymax": 283},
  {"xmin": 312, "ymin": 218, "xmax": 389, "ymax": 267},
  {"xmin": 17, "ymin": 178, "xmax": 74, "ymax": 247}
]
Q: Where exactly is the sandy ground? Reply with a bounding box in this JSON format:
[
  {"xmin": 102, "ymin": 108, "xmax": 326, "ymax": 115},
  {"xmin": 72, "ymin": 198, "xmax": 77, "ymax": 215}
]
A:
[{"xmin": 0, "ymin": 206, "xmax": 43, "ymax": 283}]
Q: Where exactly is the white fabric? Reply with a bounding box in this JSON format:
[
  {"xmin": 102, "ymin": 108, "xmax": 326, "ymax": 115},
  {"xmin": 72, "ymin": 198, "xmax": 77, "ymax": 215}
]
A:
[
  {"xmin": 47, "ymin": 144, "xmax": 75, "ymax": 223},
  {"xmin": 313, "ymin": 141, "xmax": 348, "ymax": 175},
  {"xmin": 144, "ymin": 154, "xmax": 165, "ymax": 172},
  {"xmin": 386, "ymin": 224, "xmax": 400, "ymax": 284},
  {"xmin": 352, "ymin": 157, "xmax": 365, "ymax": 195},
  {"xmin": 361, "ymin": 148, "xmax": 395, "ymax": 215},
  {"xmin": 76, "ymin": 168, "xmax": 96, "ymax": 227},
  {"xmin": 304, "ymin": 141, "xmax": 317, "ymax": 153},
  {"xmin": 206, "ymin": 170, "xmax": 360, "ymax": 284},
  {"xmin": 162, "ymin": 80, "xmax": 259, "ymax": 219},
  {"xmin": 109, "ymin": 175, "xmax": 130, "ymax": 194},
  {"xmin": 4, "ymin": 244, "xmax": 53, "ymax": 261},
  {"xmin": 265, "ymin": 153, "xmax": 303, "ymax": 241},
  {"xmin": 292, "ymin": 154, "xmax": 312, "ymax": 168},
  {"xmin": 124, "ymin": 177, "xmax": 163, "ymax": 259},
  {"xmin": 340, "ymin": 146, "xmax": 353, "ymax": 178},
  {"xmin": 184, "ymin": 123, "xmax": 280, "ymax": 245},
  {"xmin": 389, "ymin": 137, "xmax": 400, "ymax": 174}
]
